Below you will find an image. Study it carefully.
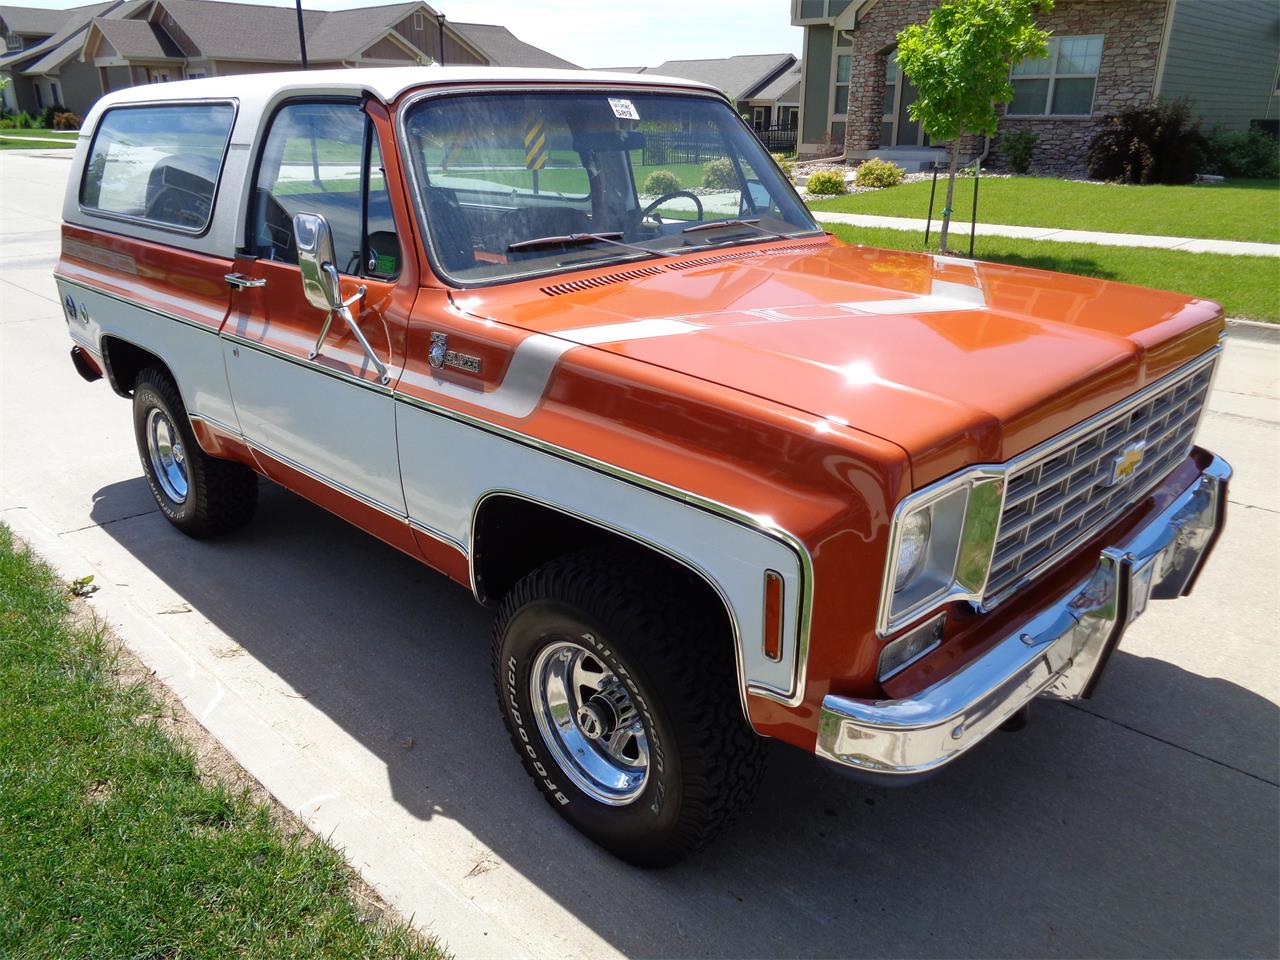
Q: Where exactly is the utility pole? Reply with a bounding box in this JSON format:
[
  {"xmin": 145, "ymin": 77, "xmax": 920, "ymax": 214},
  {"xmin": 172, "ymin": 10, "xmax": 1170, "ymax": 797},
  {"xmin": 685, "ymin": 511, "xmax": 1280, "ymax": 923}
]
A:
[
  {"xmin": 295, "ymin": 0, "xmax": 309, "ymax": 69},
  {"xmin": 436, "ymin": 12, "xmax": 446, "ymax": 65}
]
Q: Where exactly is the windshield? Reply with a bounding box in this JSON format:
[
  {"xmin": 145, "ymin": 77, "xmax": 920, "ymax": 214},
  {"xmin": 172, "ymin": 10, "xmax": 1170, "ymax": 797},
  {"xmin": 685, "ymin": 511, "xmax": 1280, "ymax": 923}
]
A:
[{"xmin": 401, "ymin": 90, "xmax": 820, "ymax": 285}]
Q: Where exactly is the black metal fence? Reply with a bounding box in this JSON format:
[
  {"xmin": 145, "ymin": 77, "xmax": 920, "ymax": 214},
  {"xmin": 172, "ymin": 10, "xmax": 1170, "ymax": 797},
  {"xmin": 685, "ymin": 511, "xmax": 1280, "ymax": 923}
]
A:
[
  {"xmin": 753, "ymin": 124, "xmax": 798, "ymax": 155},
  {"xmin": 639, "ymin": 124, "xmax": 799, "ymax": 165},
  {"xmin": 640, "ymin": 132, "xmax": 725, "ymax": 166}
]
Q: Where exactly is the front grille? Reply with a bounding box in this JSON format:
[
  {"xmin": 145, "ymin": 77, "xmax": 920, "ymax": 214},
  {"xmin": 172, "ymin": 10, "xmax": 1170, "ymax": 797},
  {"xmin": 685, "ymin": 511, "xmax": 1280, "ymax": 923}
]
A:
[{"xmin": 985, "ymin": 354, "xmax": 1216, "ymax": 602}]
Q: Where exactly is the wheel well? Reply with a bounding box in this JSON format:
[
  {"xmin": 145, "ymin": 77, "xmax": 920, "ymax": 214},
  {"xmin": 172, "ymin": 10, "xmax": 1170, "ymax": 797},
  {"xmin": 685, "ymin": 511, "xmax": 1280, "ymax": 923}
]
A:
[
  {"xmin": 100, "ymin": 336, "xmax": 166, "ymax": 397},
  {"xmin": 472, "ymin": 494, "xmax": 735, "ymax": 640}
]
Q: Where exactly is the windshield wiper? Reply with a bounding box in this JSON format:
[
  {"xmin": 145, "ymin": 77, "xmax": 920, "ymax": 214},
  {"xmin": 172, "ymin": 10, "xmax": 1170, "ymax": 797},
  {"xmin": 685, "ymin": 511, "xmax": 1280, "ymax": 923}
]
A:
[
  {"xmin": 508, "ymin": 232, "xmax": 674, "ymax": 257},
  {"xmin": 681, "ymin": 218, "xmax": 790, "ymax": 240}
]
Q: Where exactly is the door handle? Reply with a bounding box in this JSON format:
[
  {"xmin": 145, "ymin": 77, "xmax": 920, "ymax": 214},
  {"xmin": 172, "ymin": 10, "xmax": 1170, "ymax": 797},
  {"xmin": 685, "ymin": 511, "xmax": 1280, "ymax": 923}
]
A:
[{"xmin": 225, "ymin": 273, "xmax": 267, "ymax": 290}]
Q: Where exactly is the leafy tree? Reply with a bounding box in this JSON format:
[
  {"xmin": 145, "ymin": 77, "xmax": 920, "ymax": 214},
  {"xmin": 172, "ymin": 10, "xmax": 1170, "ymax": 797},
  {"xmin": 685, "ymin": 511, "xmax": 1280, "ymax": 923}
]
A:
[{"xmin": 896, "ymin": 0, "xmax": 1052, "ymax": 251}]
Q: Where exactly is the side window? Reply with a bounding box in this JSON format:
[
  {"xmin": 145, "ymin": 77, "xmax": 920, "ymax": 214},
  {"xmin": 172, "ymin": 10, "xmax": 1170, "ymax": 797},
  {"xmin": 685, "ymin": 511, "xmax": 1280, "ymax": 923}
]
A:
[
  {"xmin": 80, "ymin": 102, "xmax": 235, "ymax": 231},
  {"xmin": 251, "ymin": 101, "xmax": 395, "ymax": 277},
  {"xmin": 365, "ymin": 137, "xmax": 399, "ymax": 279}
]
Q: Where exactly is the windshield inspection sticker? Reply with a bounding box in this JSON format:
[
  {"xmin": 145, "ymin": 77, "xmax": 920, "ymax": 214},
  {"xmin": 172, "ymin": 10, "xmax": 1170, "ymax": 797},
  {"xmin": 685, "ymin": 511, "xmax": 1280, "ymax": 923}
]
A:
[{"xmin": 608, "ymin": 98, "xmax": 640, "ymax": 120}]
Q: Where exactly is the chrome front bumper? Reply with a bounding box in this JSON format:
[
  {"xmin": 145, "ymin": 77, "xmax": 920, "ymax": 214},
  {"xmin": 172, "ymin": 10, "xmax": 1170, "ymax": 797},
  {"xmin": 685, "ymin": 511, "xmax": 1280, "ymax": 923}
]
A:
[{"xmin": 817, "ymin": 451, "xmax": 1232, "ymax": 777}]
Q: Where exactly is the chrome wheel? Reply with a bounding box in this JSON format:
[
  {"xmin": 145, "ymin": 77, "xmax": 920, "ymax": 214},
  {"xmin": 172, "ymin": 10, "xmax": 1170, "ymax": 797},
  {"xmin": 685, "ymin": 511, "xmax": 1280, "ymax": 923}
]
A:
[
  {"xmin": 146, "ymin": 407, "xmax": 189, "ymax": 504},
  {"xmin": 530, "ymin": 640, "xmax": 650, "ymax": 805}
]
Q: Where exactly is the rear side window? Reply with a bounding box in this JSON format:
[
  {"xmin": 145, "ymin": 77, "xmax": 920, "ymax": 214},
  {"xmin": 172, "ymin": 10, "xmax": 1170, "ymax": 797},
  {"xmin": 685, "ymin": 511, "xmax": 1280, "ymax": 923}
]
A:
[{"xmin": 80, "ymin": 102, "xmax": 235, "ymax": 232}]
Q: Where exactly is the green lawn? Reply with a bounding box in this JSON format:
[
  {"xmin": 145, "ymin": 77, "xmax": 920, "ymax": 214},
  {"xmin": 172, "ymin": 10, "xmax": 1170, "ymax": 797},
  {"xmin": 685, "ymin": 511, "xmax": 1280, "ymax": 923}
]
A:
[
  {"xmin": 827, "ymin": 224, "xmax": 1280, "ymax": 323},
  {"xmin": 0, "ymin": 525, "xmax": 446, "ymax": 959},
  {"xmin": 809, "ymin": 176, "xmax": 1280, "ymax": 243},
  {"xmin": 0, "ymin": 129, "xmax": 77, "ymax": 150}
]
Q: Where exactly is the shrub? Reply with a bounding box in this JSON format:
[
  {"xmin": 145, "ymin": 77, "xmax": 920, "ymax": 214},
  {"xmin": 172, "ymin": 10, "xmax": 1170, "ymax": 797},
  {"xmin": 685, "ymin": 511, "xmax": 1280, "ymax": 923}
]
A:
[
  {"xmin": 39, "ymin": 103, "xmax": 66, "ymax": 128},
  {"xmin": 771, "ymin": 152, "xmax": 796, "ymax": 180},
  {"xmin": 853, "ymin": 157, "xmax": 904, "ymax": 188},
  {"xmin": 5, "ymin": 111, "xmax": 38, "ymax": 129},
  {"xmin": 701, "ymin": 157, "xmax": 737, "ymax": 190},
  {"xmin": 641, "ymin": 169, "xmax": 682, "ymax": 196},
  {"xmin": 51, "ymin": 110, "xmax": 81, "ymax": 131},
  {"xmin": 1086, "ymin": 99, "xmax": 1207, "ymax": 184},
  {"xmin": 805, "ymin": 170, "xmax": 847, "ymax": 195},
  {"xmin": 1203, "ymin": 126, "xmax": 1279, "ymax": 180},
  {"xmin": 1000, "ymin": 130, "xmax": 1037, "ymax": 174}
]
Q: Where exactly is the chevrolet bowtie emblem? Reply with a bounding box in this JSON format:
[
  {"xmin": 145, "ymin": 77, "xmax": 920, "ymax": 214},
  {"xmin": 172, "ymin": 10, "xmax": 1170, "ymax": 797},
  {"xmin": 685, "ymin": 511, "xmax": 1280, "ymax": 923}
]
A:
[{"xmin": 1107, "ymin": 441, "xmax": 1146, "ymax": 487}]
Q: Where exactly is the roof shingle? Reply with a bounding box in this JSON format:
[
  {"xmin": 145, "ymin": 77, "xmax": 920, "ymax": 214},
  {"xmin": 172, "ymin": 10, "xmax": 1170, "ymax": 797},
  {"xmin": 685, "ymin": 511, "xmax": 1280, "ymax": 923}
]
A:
[
  {"xmin": 642, "ymin": 53, "xmax": 796, "ymax": 101},
  {"xmin": 451, "ymin": 22, "xmax": 577, "ymax": 69}
]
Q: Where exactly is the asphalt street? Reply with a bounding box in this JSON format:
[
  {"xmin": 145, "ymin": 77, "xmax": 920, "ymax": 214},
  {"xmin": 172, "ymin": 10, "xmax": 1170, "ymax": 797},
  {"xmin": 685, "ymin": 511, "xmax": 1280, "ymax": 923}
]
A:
[{"xmin": 2, "ymin": 150, "xmax": 1277, "ymax": 959}]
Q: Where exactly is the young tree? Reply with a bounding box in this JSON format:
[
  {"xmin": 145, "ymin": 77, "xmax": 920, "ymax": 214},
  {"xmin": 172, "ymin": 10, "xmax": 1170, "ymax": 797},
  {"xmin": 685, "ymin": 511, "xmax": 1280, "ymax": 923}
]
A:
[{"xmin": 895, "ymin": 0, "xmax": 1052, "ymax": 252}]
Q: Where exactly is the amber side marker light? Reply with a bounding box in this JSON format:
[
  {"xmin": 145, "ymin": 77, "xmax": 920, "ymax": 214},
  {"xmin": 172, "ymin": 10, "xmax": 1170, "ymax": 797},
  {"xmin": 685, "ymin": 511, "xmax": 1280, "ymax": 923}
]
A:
[{"xmin": 763, "ymin": 570, "xmax": 785, "ymax": 662}]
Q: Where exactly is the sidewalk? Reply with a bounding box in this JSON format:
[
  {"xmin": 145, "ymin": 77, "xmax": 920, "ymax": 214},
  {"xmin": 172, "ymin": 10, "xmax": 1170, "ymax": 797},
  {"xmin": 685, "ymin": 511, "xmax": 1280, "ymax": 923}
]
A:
[{"xmin": 809, "ymin": 209, "xmax": 1280, "ymax": 257}]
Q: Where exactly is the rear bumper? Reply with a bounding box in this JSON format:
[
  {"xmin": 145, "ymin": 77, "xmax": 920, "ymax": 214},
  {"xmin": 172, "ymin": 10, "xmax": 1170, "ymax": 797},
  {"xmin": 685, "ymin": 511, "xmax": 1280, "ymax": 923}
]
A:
[{"xmin": 816, "ymin": 450, "xmax": 1231, "ymax": 777}]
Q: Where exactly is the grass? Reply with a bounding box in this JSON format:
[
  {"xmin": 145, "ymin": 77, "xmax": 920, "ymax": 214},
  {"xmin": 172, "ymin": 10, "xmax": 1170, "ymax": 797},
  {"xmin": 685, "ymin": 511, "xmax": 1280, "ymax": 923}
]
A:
[
  {"xmin": 0, "ymin": 129, "xmax": 76, "ymax": 150},
  {"xmin": 0, "ymin": 524, "xmax": 446, "ymax": 960},
  {"xmin": 432, "ymin": 160, "xmax": 711, "ymax": 197},
  {"xmin": 0, "ymin": 127, "xmax": 78, "ymax": 137},
  {"xmin": 808, "ymin": 175, "xmax": 1280, "ymax": 243},
  {"xmin": 827, "ymin": 224, "xmax": 1280, "ymax": 323}
]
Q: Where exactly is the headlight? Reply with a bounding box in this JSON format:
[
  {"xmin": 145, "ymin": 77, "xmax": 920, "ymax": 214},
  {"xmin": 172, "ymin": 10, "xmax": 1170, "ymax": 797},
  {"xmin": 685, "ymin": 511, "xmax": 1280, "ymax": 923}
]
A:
[
  {"xmin": 894, "ymin": 508, "xmax": 931, "ymax": 592},
  {"xmin": 878, "ymin": 472, "xmax": 1005, "ymax": 635}
]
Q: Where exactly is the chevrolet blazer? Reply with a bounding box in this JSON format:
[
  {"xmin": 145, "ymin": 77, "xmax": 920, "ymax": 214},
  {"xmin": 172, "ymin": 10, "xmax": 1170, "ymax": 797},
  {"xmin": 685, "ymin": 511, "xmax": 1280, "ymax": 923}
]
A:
[{"xmin": 55, "ymin": 66, "xmax": 1231, "ymax": 866}]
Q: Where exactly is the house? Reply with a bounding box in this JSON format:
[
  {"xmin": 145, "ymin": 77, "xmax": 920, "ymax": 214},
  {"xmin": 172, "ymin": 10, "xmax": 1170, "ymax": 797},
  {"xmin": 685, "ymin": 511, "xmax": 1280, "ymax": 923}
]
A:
[
  {"xmin": 791, "ymin": 0, "xmax": 1280, "ymax": 173},
  {"xmin": 0, "ymin": 0, "xmax": 577, "ymax": 118},
  {"xmin": 602, "ymin": 53, "xmax": 798, "ymax": 126},
  {"xmin": 741, "ymin": 61, "xmax": 801, "ymax": 131}
]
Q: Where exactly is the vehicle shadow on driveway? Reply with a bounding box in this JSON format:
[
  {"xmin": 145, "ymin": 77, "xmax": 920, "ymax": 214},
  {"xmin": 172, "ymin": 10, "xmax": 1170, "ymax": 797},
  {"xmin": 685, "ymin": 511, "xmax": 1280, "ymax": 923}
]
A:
[{"xmin": 90, "ymin": 478, "xmax": 1279, "ymax": 959}]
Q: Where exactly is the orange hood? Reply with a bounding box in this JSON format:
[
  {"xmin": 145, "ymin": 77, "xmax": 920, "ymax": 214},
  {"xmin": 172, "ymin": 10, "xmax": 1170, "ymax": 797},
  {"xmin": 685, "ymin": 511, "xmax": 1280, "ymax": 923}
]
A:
[{"xmin": 456, "ymin": 239, "xmax": 1223, "ymax": 487}]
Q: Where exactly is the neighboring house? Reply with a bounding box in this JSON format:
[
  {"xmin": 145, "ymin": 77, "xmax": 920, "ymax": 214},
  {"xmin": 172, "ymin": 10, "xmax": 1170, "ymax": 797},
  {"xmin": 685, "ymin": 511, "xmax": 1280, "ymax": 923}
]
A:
[
  {"xmin": 602, "ymin": 53, "xmax": 799, "ymax": 125},
  {"xmin": 791, "ymin": 0, "xmax": 1280, "ymax": 172},
  {"xmin": 0, "ymin": 0, "xmax": 577, "ymax": 117},
  {"xmin": 1, "ymin": 1, "xmax": 113, "ymax": 113},
  {"xmin": 741, "ymin": 61, "xmax": 801, "ymax": 131}
]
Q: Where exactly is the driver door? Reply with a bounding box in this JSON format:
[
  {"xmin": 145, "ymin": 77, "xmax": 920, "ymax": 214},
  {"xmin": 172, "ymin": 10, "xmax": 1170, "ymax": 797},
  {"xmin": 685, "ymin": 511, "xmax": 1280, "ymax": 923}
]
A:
[{"xmin": 221, "ymin": 99, "xmax": 413, "ymax": 544}]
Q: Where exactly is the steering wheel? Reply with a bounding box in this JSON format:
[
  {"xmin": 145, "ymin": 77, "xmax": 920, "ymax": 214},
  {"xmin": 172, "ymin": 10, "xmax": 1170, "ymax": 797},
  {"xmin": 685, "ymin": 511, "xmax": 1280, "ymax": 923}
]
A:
[
  {"xmin": 640, "ymin": 190, "xmax": 703, "ymax": 225},
  {"xmin": 144, "ymin": 184, "xmax": 208, "ymax": 228}
]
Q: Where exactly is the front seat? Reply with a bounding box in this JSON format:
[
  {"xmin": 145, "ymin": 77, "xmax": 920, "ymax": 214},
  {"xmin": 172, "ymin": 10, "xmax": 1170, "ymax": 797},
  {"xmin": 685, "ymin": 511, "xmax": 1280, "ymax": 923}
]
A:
[{"xmin": 425, "ymin": 187, "xmax": 476, "ymax": 274}]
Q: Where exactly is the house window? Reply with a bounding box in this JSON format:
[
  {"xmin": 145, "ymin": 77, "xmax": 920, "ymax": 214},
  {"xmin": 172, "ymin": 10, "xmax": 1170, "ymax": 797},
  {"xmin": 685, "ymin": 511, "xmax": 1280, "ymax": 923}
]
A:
[
  {"xmin": 5, "ymin": 34, "xmax": 23, "ymax": 51},
  {"xmin": 881, "ymin": 51, "xmax": 897, "ymax": 144},
  {"xmin": 50, "ymin": 81, "xmax": 60, "ymax": 105},
  {"xmin": 832, "ymin": 52, "xmax": 851, "ymax": 118},
  {"xmin": 188, "ymin": 72, "xmax": 205, "ymax": 79},
  {"xmin": 413, "ymin": 11, "xmax": 425, "ymax": 30},
  {"xmin": 34, "ymin": 84, "xmax": 43, "ymax": 109},
  {"xmin": 752, "ymin": 106, "xmax": 767, "ymax": 129},
  {"xmin": 1009, "ymin": 35, "xmax": 1103, "ymax": 116}
]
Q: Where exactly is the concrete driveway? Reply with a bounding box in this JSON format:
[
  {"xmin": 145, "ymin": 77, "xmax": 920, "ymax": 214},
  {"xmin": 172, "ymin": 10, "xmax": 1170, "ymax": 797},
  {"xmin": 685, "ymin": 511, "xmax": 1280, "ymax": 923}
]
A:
[{"xmin": 2, "ymin": 150, "xmax": 1277, "ymax": 959}]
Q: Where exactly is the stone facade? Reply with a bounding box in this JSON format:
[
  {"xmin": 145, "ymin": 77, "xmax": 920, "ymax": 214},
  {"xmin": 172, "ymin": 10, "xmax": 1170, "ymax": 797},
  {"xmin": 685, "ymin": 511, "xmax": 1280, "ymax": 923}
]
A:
[
  {"xmin": 844, "ymin": 0, "xmax": 1169, "ymax": 176},
  {"xmin": 843, "ymin": 0, "xmax": 936, "ymax": 159}
]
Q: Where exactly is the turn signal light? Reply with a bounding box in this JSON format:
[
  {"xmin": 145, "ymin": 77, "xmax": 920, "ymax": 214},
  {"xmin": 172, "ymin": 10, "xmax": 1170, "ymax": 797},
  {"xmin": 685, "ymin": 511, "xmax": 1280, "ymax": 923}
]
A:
[
  {"xmin": 763, "ymin": 570, "xmax": 784, "ymax": 662},
  {"xmin": 878, "ymin": 613, "xmax": 945, "ymax": 681}
]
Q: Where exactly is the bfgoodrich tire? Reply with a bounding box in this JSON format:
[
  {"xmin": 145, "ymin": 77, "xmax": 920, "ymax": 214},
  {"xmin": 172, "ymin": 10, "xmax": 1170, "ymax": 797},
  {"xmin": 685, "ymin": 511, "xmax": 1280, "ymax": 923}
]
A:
[
  {"xmin": 492, "ymin": 549, "xmax": 767, "ymax": 866},
  {"xmin": 132, "ymin": 366, "xmax": 258, "ymax": 538}
]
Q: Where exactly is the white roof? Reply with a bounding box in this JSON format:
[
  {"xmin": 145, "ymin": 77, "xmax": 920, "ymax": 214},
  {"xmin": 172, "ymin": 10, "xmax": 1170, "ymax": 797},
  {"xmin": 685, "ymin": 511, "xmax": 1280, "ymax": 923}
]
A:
[{"xmin": 82, "ymin": 66, "xmax": 722, "ymax": 137}]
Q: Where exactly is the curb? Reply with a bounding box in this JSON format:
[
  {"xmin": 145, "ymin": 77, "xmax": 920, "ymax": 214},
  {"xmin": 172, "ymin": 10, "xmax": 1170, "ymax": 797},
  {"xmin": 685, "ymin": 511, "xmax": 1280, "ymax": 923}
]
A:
[
  {"xmin": 0, "ymin": 504, "xmax": 524, "ymax": 959},
  {"xmin": 1225, "ymin": 318, "xmax": 1280, "ymax": 343}
]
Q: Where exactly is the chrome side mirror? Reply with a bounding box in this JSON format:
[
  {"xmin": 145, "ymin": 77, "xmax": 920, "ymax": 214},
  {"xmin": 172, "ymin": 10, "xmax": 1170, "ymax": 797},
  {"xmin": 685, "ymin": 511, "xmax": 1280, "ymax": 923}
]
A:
[
  {"xmin": 293, "ymin": 211, "xmax": 342, "ymax": 312},
  {"xmin": 292, "ymin": 211, "xmax": 388, "ymax": 384}
]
